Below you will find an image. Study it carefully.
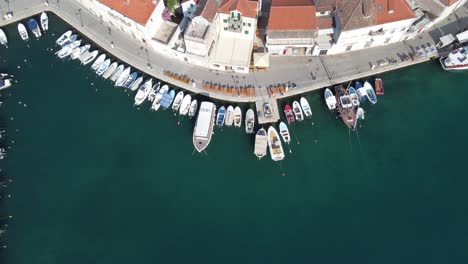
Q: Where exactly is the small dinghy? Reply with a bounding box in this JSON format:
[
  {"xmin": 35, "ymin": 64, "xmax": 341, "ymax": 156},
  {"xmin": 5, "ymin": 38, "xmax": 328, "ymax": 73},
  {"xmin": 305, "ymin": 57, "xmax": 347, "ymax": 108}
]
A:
[
  {"xmin": 70, "ymin": 44, "xmax": 90, "ymax": 60},
  {"xmin": 102, "ymin": 62, "xmax": 118, "ymax": 79},
  {"xmin": 278, "ymin": 122, "xmax": 290, "ymax": 144},
  {"xmin": 216, "ymin": 106, "xmax": 226, "ymax": 126},
  {"xmin": 233, "ymin": 106, "xmax": 242, "ymax": 127},
  {"xmin": 123, "ymin": 71, "xmax": 138, "ymax": 89},
  {"xmin": 129, "ymin": 76, "xmax": 143, "ymax": 91},
  {"xmin": 300, "ymin": 97, "xmax": 312, "ymax": 118},
  {"xmin": 284, "ymin": 104, "xmax": 295, "ymax": 124},
  {"xmin": 225, "ymin": 106, "xmax": 234, "ymax": 126},
  {"xmin": 27, "ymin": 19, "xmax": 41, "ymax": 38},
  {"xmin": 134, "ymin": 79, "xmax": 153, "ymax": 106},
  {"xmin": 147, "ymin": 82, "xmax": 160, "ymax": 102},
  {"xmin": 292, "ymin": 101, "xmax": 304, "ymax": 121},
  {"xmin": 115, "ymin": 67, "xmax": 131, "ymax": 87},
  {"xmin": 364, "ymin": 81, "xmax": 377, "ymax": 104},
  {"xmin": 91, "ymin": 54, "xmax": 106, "ymax": 71},
  {"xmin": 109, "ymin": 64, "xmax": 124, "ymax": 82},
  {"xmin": 40, "ymin": 12, "xmax": 48, "ymax": 32},
  {"xmin": 151, "ymin": 84, "xmax": 169, "ymax": 111},
  {"xmin": 96, "ymin": 59, "xmax": 110, "ymax": 75},
  {"xmin": 172, "ymin": 91, "xmax": 184, "ymax": 111},
  {"xmin": 268, "ymin": 126, "xmax": 285, "ymax": 161},
  {"xmin": 324, "ymin": 88, "xmax": 337, "ymax": 111},
  {"xmin": 0, "ymin": 29, "xmax": 8, "ymax": 48},
  {"xmin": 254, "ymin": 128, "xmax": 268, "ymax": 159},
  {"xmin": 81, "ymin": 50, "xmax": 99, "ymax": 65},
  {"xmin": 245, "ymin": 109, "xmax": 255, "ymax": 134},
  {"xmin": 355, "ymin": 81, "xmax": 367, "ymax": 102},
  {"xmin": 56, "ymin": 30, "xmax": 72, "ymax": 46},
  {"xmin": 188, "ymin": 100, "xmax": 198, "ymax": 118},
  {"xmin": 161, "ymin": 89, "xmax": 175, "ymax": 110},
  {"xmin": 348, "ymin": 87, "xmax": 360, "ymax": 106},
  {"xmin": 179, "ymin": 94, "xmax": 192, "ymax": 116},
  {"xmin": 17, "ymin": 23, "xmax": 29, "ymax": 41},
  {"xmin": 375, "ymin": 78, "xmax": 384, "ymax": 95}
]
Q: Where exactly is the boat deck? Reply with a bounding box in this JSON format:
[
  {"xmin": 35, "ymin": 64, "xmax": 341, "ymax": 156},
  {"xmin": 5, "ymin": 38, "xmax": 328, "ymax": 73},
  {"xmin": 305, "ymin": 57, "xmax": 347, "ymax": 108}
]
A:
[{"xmin": 255, "ymin": 98, "xmax": 280, "ymax": 124}]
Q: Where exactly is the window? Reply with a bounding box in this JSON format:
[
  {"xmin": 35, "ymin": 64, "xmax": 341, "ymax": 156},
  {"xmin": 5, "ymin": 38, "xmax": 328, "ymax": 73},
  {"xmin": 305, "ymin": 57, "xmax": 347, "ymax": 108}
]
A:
[
  {"xmin": 245, "ymin": 30, "xmax": 249, "ymax": 34},
  {"xmin": 243, "ymin": 22, "xmax": 246, "ymax": 26},
  {"xmin": 223, "ymin": 19, "xmax": 228, "ymax": 23},
  {"xmin": 224, "ymin": 27, "xmax": 228, "ymax": 31},
  {"xmin": 248, "ymin": 23, "xmax": 251, "ymax": 27}
]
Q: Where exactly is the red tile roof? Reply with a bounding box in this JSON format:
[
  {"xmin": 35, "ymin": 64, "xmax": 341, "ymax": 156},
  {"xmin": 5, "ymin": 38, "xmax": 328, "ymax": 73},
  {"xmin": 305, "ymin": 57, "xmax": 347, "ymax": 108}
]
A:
[
  {"xmin": 218, "ymin": 0, "xmax": 258, "ymax": 18},
  {"xmin": 440, "ymin": 0, "xmax": 459, "ymax": 6},
  {"xmin": 268, "ymin": 0, "xmax": 316, "ymax": 30},
  {"xmin": 99, "ymin": 0, "xmax": 158, "ymax": 25},
  {"xmin": 194, "ymin": 0, "xmax": 222, "ymax": 22},
  {"xmin": 375, "ymin": 0, "xmax": 416, "ymax": 25}
]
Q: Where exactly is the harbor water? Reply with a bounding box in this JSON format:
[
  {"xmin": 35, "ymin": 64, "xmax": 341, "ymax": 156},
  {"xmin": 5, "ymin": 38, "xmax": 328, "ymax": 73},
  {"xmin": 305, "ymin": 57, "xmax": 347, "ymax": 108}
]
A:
[{"xmin": 1, "ymin": 14, "xmax": 468, "ymax": 264}]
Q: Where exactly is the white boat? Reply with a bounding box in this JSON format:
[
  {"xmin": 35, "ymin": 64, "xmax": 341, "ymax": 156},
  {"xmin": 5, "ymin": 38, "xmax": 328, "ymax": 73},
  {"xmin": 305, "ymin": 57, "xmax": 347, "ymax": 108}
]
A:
[
  {"xmin": 268, "ymin": 126, "xmax": 285, "ymax": 161},
  {"xmin": 56, "ymin": 30, "xmax": 72, "ymax": 46},
  {"xmin": 245, "ymin": 109, "xmax": 255, "ymax": 134},
  {"xmin": 172, "ymin": 91, "xmax": 184, "ymax": 111},
  {"xmin": 61, "ymin": 34, "xmax": 77, "ymax": 47},
  {"xmin": 233, "ymin": 106, "xmax": 242, "ymax": 127},
  {"xmin": 70, "ymin": 44, "xmax": 90, "ymax": 60},
  {"xmin": 254, "ymin": 128, "xmax": 268, "ymax": 159},
  {"xmin": 123, "ymin": 72, "xmax": 138, "ymax": 89},
  {"xmin": 225, "ymin": 106, "xmax": 234, "ymax": 126},
  {"xmin": 40, "ymin": 12, "xmax": 48, "ymax": 32},
  {"xmin": 151, "ymin": 84, "xmax": 168, "ymax": 111},
  {"xmin": 179, "ymin": 94, "xmax": 192, "ymax": 116},
  {"xmin": 0, "ymin": 78, "xmax": 12, "ymax": 91},
  {"xmin": 0, "ymin": 29, "xmax": 8, "ymax": 48},
  {"xmin": 440, "ymin": 45, "xmax": 468, "ymax": 70},
  {"xmin": 109, "ymin": 64, "xmax": 124, "ymax": 82},
  {"xmin": 56, "ymin": 46, "xmax": 74, "ymax": 59},
  {"xmin": 363, "ymin": 81, "xmax": 377, "ymax": 104},
  {"xmin": 102, "ymin": 62, "xmax": 118, "ymax": 79},
  {"xmin": 188, "ymin": 100, "xmax": 198, "ymax": 118},
  {"xmin": 278, "ymin": 122, "xmax": 290, "ymax": 144},
  {"xmin": 147, "ymin": 82, "xmax": 160, "ymax": 102},
  {"xmin": 115, "ymin": 66, "xmax": 131, "ymax": 87},
  {"xmin": 193, "ymin": 102, "xmax": 216, "ymax": 152},
  {"xmin": 81, "ymin": 50, "xmax": 99, "ymax": 65},
  {"xmin": 355, "ymin": 82, "xmax": 367, "ymax": 102},
  {"xmin": 300, "ymin": 97, "xmax": 312, "ymax": 117},
  {"xmin": 348, "ymin": 87, "xmax": 360, "ymax": 106},
  {"xmin": 292, "ymin": 101, "xmax": 304, "ymax": 121},
  {"xmin": 17, "ymin": 23, "xmax": 29, "ymax": 41},
  {"xmin": 91, "ymin": 54, "xmax": 106, "ymax": 71},
  {"xmin": 134, "ymin": 79, "xmax": 153, "ymax": 106},
  {"xmin": 129, "ymin": 77, "xmax": 144, "ymax": 91},
  {"xmin": 96, "ymin": 59, "xmax": 110, "ymax": 75},
  {"xmin": 324, "ymin": 88, "xmax": 337, "ymax": 111},
  {"xmin": 354, "ymin": 107, "xmax": 365, "ymax": 128}
]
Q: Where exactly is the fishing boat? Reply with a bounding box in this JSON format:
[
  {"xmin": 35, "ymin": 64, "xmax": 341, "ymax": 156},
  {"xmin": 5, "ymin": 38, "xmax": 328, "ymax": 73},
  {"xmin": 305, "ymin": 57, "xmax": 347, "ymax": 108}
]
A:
[
  {"xmin": 115, "ymin": 67, "xmax": 131, "ymax": 87},
  {"xmin": 147, "ymin": 82, "xmax": 160, "ymax": 102},
  {"xmin": 27, "ymin": 19, "xmax": 41, "ymax": 38},
  {"xmin": 161, "ymin": 89, "xmax": 175, "ymax": 110},
  {"xmin": 188, "ymin": 100, "xmax": 198, "ymax": 118},
  {"xmin": 375, "ymin": 78, "xmax": 384, "ymax": 95},
  {"xmin": 102, "ymin": 62, "xmax": 118, "ymax": 79},
  {"xmin": 324, "ymin": 88, "xmax": 337, "ymax": 111},
  {"xmin": 91, "ymin": 54, "xmax": 106, "ymax": 71},
  {"xmin": 179, "ymin": 94, "xmax": 192, "ymax": 116},
  {"xmin": 40, "ymin": 12, "xmax": 48, "ymax": 32},
  {"xmin": 225, "ymin": 106, "xmax": 234, "ymax": 126},
  {"xmin": 61, "ymin": 34, "xmax": 77, "ymax": 47},
  {"xmin": 216, "ymin": 106, "xmax": 226, "ymax": 126},
  {"xmin": 254, "ymin": 128, "xmax": 268, "ymax": 159},
  {"xmin": 300, "ymin": 97, "xmax": 312, "ymax": 118},
  {"xmin": 278, "ymin": 122, "xmax": 290, "ymax": 144},
  {"xmin": 172, "ymin": 91, "xmax": 184, "ymax": 111},
  {"xmin": 335, "ymin": 85, "xmax": 357, "ymax": 130},
  {"xmin": 134, "ymin": 79, "xmax": 153, "ymax": 106},
  {"xmin": 96, "ymin": 59, "xmax": 110, "ymax": 75},
  {"xmin": 364, "ymin": 81, "xmax": 377, "ymax": 104},
  {"xmin": 267, "ymin": 126, "xmax": 285, "ymax": 161},
  {"xmin": 109, "ymin": 64, "xmax": 124, "ymax": 82},
  {"xmin": 193, "ymin": 102, "xmax": 216, "ymax": 152},
  {"xmin": 440, "ymin": 45, "xmax": 468, "ymax": 70},
  {"xmin": 70, "ymin": 44, "xmax": 90, "ymax": 60},
  {"xmin": 17, "ymin": 23, "xmax": 29, "ymax": 41},
  {"xmin": 56, "ymin": 30, "xmax": 71, "ymax": 46},
  {"xmin": 245, "ymin": 109, "xmax": 255, "ymax": 134},
  {"xmin": 355, "ymin": 81, "xmax": 367, "ymax": 102},
  {"xmin": 284, "ymin": 104, "xmax": 295, "ymax": 124},
  {"xmin": 0, "ymin": 29, "xmax": 8, "ymax": 48},
  {"xmin": 292, "ymin": 101, "xmax": 304, "ymax": 121},
  {"xmin": 0, "ymin": 78, "xmax": 12, "ymax": 91},
  {"xmin": 129, "ymin": 76, "xmax": 143, "ymax": 91},
  {"xmin": 151, "ymin": 84, "xmax": 168, "ymax": 111},
  {"xmin": 123, "ymin": 71, "xmax": 138, "ymax": 89},
  {"xmin": 81, "ymin": 50, "xmax": 99, "ymax": 66},
  {"xmin": 348, "ymin": 87, "xmax": 360, "ymax": 106},
  {"xmin": 233, "ymin": 107, "xmax": 242, "ymax": 127}
]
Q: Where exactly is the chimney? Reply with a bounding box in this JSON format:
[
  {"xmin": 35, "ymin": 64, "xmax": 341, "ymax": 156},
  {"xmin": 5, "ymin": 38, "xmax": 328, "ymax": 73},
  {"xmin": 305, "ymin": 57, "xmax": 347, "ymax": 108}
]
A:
[{"xmin": 387, "ymin": 0, "xmax": 394, "ymax": 14}]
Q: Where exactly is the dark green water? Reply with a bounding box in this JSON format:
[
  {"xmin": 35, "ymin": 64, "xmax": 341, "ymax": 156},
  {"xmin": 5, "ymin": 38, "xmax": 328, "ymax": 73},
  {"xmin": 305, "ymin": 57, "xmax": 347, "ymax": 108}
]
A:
[{"xmin": 1, "ymin": 15, "xmax": 468, "ymax": 264}]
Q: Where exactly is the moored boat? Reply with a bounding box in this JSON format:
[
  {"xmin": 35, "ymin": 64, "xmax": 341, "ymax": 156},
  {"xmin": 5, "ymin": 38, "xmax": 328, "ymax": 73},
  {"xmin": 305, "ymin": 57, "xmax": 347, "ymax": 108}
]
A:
[
  {"xmin": 172, "ymin": 91, "xmax": 184, "ymax": 111},
  {"xmin": 27, "ymin": 19, "xmax": 41, "ymax": 38},
  {"xmin": 284, "ymin": 104, "xmax": 295, "ymax": 124},
  {"xmin": 233, "ymin": 106, "xmax": 242, "ymax": 127},
  {"xmin": 375, "ymin": 78, "xmax": 384, "ymax": 95},
  {"xmin": 440, "ymin": 45, "xmax": 468, "ymax": 70},
  {"xmin": 91, "ymin": 54, "xmax": 106, "ymax": 71},
  {"xmin": 216, "ymin": 106, "xmax": 226, "ymax": 126},
  {"xmin": 102, "ymin": 62, "xmax": 118, "ymax": 79},
  {"xmin": 179, "ymin": 94, "xmax": 192, "ymax": 116},
  {"xmin": 115, "ymin": 67, "xmax": 131, "ymax": 87},
  {"xmin": 129, "ymin": 76, "xmax": 143, "ymax": 91},
  {"xmin": 364, "ymin": 81, "xmax": 377, "ymax": 104},
  {"xmin": 0, "ymin": 78, "xmax": 12, "ymax": 91},
  {"xmin": 96, "ymin": 59, "xmax": 110, "ymax": 75},
  {"xmin": 335, "ymin": 85, "xmax": 357, "ymax": 130},
  {"xmin": 245, "ymin": 109, "xmax": 255, "ymax": 134},
  {"xmin": 354, "ymin": 107, "xmax": 365, "ymax": 128},
  {"xmin": 0, "ymin": 29, "xmax": 8, "ymax": 48},
  {"xmin": 225, "ymin": 105, "xmax": 234, "ymax": 126},
  {"xmin": 193, "ymin": 102, "xmax": 216, "ymax": 152},
  {"xmin": 56, "ymin": 30, "xmax": 71, "ymax": 46},
  {"xmin": 81, "ymin": 50, "xmax": 99, "ymax": 65},
  {"xmin": 151, "ymin": 84, "xmax": 168, "ymax": 111},
  {"xmin": 324, "ymin": 88, "xmax": 337, "ymax": 111},
  {"xmin": 147, "ymin": 82, "xmax": 160, "ymax": 102},
  {"xmin": 17, "ymin": 23, "xmax": 29, "ymax": 41},
  {"xmin": 355, "ymin": 81, "xmax": 367, "ymax": 102},
  {"xmin": 61, "ymin": 34, "xmax": 77, "ymax": 47},
  {"xmin": 300, "ymin": 97, "xmax": 312, "ymax": 118},
  {"xmin": 134, "ymin": 79, "xmax": 153, "ymax": 106},
  {"xmin": 188, "ymin": 100, "xmax": 198, "ymax": 118},
  {"xmin": 348, "ymin": 87, "xmax": 360, "ymax": 106},
  {"xmin": 109, "ymin": 64, "xmax": 124, "ymax": 82},
  {"xmin": 268, "ymin": 126, "xmax": 285, "ymax": 161},
  {"xmin": 40, "ymin": 12, "xmax": 48, "ymax": 32},
  {"xmin": 161, "ymin": 89, "xmax": 175, "ymax": 109},
  {"xmin": 123, "ymin": 71, "xmax": 138, "ymax": 89},
  {"xmin": 254, "ymin": 128, "xmax": 268, "ymax": 159},
  {"xmin": 292, "ymin": 101, "xmax": 304, "ymax": 121},
  {"xmin": 278, "ymin": 122, "xmax": 290, "ymax": 144},
  {"xmin": 56, "ymin": 45, "xmax": 75, "ymax": 59},
  {"xmin": 70, "ymin": 44, "xmax": 90, "ymax": 60}
]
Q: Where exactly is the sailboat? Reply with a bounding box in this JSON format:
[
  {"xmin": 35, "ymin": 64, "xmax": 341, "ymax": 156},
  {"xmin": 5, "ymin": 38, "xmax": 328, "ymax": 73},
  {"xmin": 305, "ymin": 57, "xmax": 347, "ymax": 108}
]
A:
[
  {"xmin": 245, "ymin": 109, "xmax": 255, "ymax": 134},
  {"xmin": 292, "ymin": 101, "xmax": 304, "ymax": 121},
  {"xmin": 324, "ymin": 88, "xmax": 337, "ymax": 111},
  {"xmin": 300, "ymin": 97, "xmax": 312, "ymax": 118},
  {"xmin": 129, "ymin": 77, "xmax": 143, "ymax": 91},
  {"xmin": 225, "ymin": 105, "xmax": 234, "ymax": 126},
  {"xmin": 364, "ymin": 81, "xmax": 377, "ymax": 104},
  {"xmin": 123, "ymin": 71, "xmax": 138, "ymax": 89},
  {"xmin": 254, "ymin": 128, "xmax": 268, "ymax": 159},
  {"xmin": 268, "ymin": 126, "xmax": 285, "ymax": 161},
  {"xmin": 172, "ymin": 91, "xmax": 184, "ymax": 111},
  {"xmin": 109, "ymin": 64, "xmax": 124, "ymax": 82},
  {"xmin": 161, "ymin": 89, "xmax": 175, "ymax": 110},
  {"xmin": 335, "ymin": 85, "xmax": 357, "ymax": 130},
  {"xmin": 375, "ymin": 78, "xmax": 384, "ymax": 95},
  {"xmin": 216, "ymin": 106, "xmax": 226, "ymax": 127},
  {"xmin": 102, "ymin": 62, "xmax": 118, "ymax": 79},
  {"xmin": 151, "ymin": 84, "xmax": 169, "ymax": 111},
  {"xmin": 0, "ymin": 29, "xmax": 8, "ymax": 48},
  {"xmin": 284, "ymin": 104, "xmax": 295, "ymax": 124},
  {"xmin": 134, "ymin": 79, "xmax": 153, "ymax": 106},
  {"xmin": 96, "ymin": 59, "xmax": 110, "ymax": 75},
  {"xmin": 40, "ymin": 12, "xmax": 49, "ymax": 32},
  {"xmin": 147, "ymin": 82, "xmax": 160, "ymax": 102},
  {"xmin": 17, "ymin": 23, "xmax": 29, "ymax": 41},
  {"xmin": 348, "ymin": 87, "xmax": 360, "ymax": 106},
  {"xmin": 27, "ymin": 19, "xmax": 41, "ymax": 38},
  {"xmin": 56, "ymin": 30, "xmax": 72, "ymax": 46},
  {"xmin": 179, "ymin": 94, "xmax": 192, "ymax": 116},
  {"xmin": 278, "ymin": 122, "xmax": 291, "ymax": 144},
  {"xmin": 188, "ymin": 100, "xmax": 198, "ymax": 118},
  {"xmin": 91, "ymin": 54, "xmax": 106, "ymax": 71}
]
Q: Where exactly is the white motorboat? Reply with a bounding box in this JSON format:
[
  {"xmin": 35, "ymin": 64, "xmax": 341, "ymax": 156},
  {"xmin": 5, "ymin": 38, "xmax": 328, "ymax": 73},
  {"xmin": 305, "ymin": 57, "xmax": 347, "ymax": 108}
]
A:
[
  {"xmin": 0, "ymin": 29, "xmax": 8, "ymax": 48},
  {"xmin": 348, "ymin": 87, "xmax": 360, "ymax": 106},
  {"xmin": 96, "ymin": 59, "xmax": 110, "ymax": 75},
  {"xmin": 115, "ymin": 66, "xmax": 131, "ymax": 87},
  {"xmin": 363, "ymin": 81, "xmax": 377, "ymax": 104},
  {"xmin": 109, "ymin": 65, "xmax": 124, "ymax": 82},
  {"xmin": 245, "ymin": 109, "xmax": 255, "ymax": 134},
  {"xmin": 56, "ymin": 30, "xmax": 72, "ymax": 46},
  {"xmin": 0, "ymin": 78, "xmax": 12, "ymax": 91},
  {"xmin": 254, "ymin": 128, "xmax": 268, "ymax": 159},
  {"xmin": 129, "ymin": 77, "xmax": 144, "ymax": 91},
  {"xmin": 147, "ymin": 82, "xmax": 160, "ymax": 102},
  {"xmin": 300, "ymin": 97, "xmax": 312, "ymax": 117},
  {"xmin": 193, "ymin": 102, "xmax": 216, "ymax": 152},
  {"xmin": 292, "ymin": 101, "xmax": 304, "ymax": 121},
  {"xmin": 91, "ymin": 54, "xmax": 106, "ymax": 71},
  {"xmin": 81, "ymin": 50, "xmax": 99, "ymax": 65},
  {"xmin": 70, "ymin": 44, "xmax": 90, "ymax": 60},
  {"xmin": 61, "ymin": 34, "xmax": 77, "ymax": 47},
  {"xmin": 102, "ymin": 62, "xmax": 118, "ymax": 79},
  {"xmin": 188, "ymin": 100, "xmax": 198, "ymax": 118},
  {"xmin": 324, "ymin": 88, "xmax": 337, "ymax": 111},
  {"xmin": 440, "ymin": 45, "xmax": 468, "ymax": 70},
  {"xmin": 233, "ymin": 106, "xmax": 242, "ymax": 127},
  {"xmin": 123, "ymin": 72, "xmax": 138, "ymax": 89},
  {"xmin": 179, "ymin": 94, "xmax": 192, "ymax": 116},
  {"xmin": 56, "ymin": 46, "xmax": 74, "ymax": 59},
  {"xmin": 354, "ymin": 107, "xmax": 365, "ymax": 128},
  {"xmin": 151, "ymin": 84, "xmax": 169, "ymax": 111},
  {"xmin": 278, "ymin": 122, "xmax": 291, "ymax": 144},
  {"xmin": 268, "ymin": 126, "xmax": 285, "ymax": 161},
  {"xmin": 17, "ymin": 23, "xmax": 29, "ymax": 41},
  {"xmin": 134, "ymin": 79, "xmax": 153, "ymax": 106},
  {"xmin": 172, "ymin": 91, "xmax": 184, "ymax": 111},
  {"xmin": 225, "ymin": 105, "xmax": 234, "ymax": 126},
  {"xmin": 40, "ymin": 12, "xmax": 48, "ymax": 32}
]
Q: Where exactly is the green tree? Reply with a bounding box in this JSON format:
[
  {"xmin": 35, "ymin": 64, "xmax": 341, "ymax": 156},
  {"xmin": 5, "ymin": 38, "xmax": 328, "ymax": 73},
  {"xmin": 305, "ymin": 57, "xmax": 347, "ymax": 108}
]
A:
[{"xmin": 167, "ymin": 0, "xmax": 180, "ymax": 12}]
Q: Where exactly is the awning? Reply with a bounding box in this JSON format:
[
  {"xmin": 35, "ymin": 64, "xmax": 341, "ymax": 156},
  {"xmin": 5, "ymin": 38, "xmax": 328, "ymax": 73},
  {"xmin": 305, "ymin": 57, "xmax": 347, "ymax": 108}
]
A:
[{"xmin": 254, "ymin": 53, "xmax": 270, "ymax": 68}]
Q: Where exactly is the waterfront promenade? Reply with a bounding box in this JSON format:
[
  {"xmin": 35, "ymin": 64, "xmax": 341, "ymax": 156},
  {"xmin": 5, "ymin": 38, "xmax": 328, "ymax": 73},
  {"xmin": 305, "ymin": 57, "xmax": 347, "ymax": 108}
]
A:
[{"xmin": 0, "ymin": 0, "xmax": 467, "ymax": 120}]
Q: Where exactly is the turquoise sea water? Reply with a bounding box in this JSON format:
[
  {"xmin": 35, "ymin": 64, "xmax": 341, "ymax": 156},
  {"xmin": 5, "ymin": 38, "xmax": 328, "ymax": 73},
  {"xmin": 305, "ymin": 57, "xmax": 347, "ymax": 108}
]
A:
[{"xmin": 1, "ymin": 14, "xmax": 468, "ymax": 263}]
